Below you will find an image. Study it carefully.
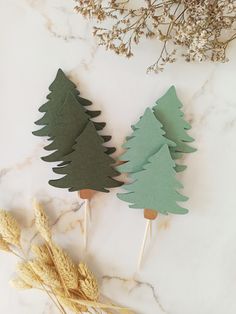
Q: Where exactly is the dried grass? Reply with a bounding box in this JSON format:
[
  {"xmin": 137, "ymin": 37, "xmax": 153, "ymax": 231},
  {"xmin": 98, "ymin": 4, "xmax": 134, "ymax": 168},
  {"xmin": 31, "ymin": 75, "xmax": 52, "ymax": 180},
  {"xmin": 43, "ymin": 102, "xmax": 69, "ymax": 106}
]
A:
[
  {"xmin": 51, "ymin": 244, "xmax": 79, "ymax": 290},
  {"xmin": 0, "ymin": 203, "xmax": 133, "ymax": 314},
  {"xmin": 0, "ymin": 210, "xmax": 21, "ymax": 246},
  {"xmin": 0, "ymin": 235, "xmax": 10, "ymax": 252},
  {"xmin": 33, "ymin": 199, "xmax": 51, "ymax": 242}
]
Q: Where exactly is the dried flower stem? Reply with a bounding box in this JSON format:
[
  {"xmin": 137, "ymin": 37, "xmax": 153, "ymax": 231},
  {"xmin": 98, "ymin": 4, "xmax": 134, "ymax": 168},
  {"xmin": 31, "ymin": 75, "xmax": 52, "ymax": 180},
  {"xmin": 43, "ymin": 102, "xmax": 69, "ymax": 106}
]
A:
[
  {"xmin": 0, "ymin": 204, "xmax": 132, "ymax": 314},
  {"xmin": 75, "ymin": 0, "xmax": 236, "ymax": 72},
  {"xmin": 45, "ymin": 243, "xmax": 70, "ymax": 296}
]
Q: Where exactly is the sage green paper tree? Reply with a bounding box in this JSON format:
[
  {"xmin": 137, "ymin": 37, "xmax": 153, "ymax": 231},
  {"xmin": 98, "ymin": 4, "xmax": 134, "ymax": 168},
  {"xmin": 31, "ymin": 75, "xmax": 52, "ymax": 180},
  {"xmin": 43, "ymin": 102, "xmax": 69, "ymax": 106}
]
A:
[
  {"xmin": 117, "ymin": 108, "xmax": 176, "ymax": 173},
  {"xmin": 117, "ymin": 144, "xmax": 188, "ymax": 269},
  {"xmin": 153, "ymin": 86, "xmax": 196, "ymax": 166},
  {"xmin": 117, "ymin": 144, "xmax": 188, "ymax": 215}
]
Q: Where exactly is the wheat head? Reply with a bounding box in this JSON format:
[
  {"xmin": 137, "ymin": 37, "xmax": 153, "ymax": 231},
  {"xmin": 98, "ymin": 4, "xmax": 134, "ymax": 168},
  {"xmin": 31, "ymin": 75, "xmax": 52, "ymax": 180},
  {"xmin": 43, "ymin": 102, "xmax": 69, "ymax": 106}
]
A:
[{"xmin": 0, "ymin": 210, "xmax": 21, "ymax": 246}]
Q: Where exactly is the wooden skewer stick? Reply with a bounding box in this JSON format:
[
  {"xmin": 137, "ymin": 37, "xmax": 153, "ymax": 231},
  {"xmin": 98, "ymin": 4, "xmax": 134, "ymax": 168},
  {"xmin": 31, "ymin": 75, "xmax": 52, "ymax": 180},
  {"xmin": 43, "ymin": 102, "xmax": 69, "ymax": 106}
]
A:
[
  {"xmin": 84, "ymin": 199, "xmax": 89, "ymax": 250},
  {"xmin": 84, "ymin": 197, "xmax": 91, "ymax": 222},
  {"xmin": 79, "ymin": 189, "xmax": 95, "ymax": 250},
  {"xmin": 137, "ymin": 219, "xmax": 151, "ymax": 271},
  {"xmin": 149, "ymin": 220, "xmax": 153, "ymax": 238},
  {"xmin": 137, "ymin": 209, "xmax": 158, "ymax": 271}
]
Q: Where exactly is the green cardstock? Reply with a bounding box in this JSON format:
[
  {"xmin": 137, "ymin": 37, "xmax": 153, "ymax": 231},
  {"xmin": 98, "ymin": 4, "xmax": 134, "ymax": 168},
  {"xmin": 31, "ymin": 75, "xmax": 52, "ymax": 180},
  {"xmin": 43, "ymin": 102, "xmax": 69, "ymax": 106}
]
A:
[
  {"xmin": 153, "ymin": 86, "xmax": 196, "ymax": 161},
  {"xmin": 49, "ymin": 121, "xmax": 123, "ymax": 193},
  {"xmin": 117, "ymin": 144, "xmax": 188, "ymax": 215},
  {"xmin": 41, "ymin": 92, "xmax": 89, "ymax": 163},
  {"xmin": 33, "ymin": 69, "xmax": 115, "ymax": 162},
  {"xmin": 117, "ymin": 108, "xmax": 175, "ymax": 173}
]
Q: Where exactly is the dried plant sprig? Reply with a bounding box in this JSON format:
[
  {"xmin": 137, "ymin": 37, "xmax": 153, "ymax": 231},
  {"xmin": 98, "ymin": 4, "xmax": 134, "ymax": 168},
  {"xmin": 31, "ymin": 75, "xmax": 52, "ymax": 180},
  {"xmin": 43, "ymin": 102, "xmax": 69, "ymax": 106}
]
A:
[
  {"xmin": 75, "ymin": 0, "xmax": 236, "ymax": 72},
  {"xmin": 50, "ymin": 244, "xmax": 79, "ymax": 291},
  {"xmin": 17, "ymin": 262, "xmax": 42, "ymax": 287},
  {"xmin": 29, "ymin": 260, "xmax": 62, "ymax": 288},
  {"xmin": 0, "ymin": 210, "xmax": 21, "ymax": 246},
  {"xmin": 0, "ymin": 202, "xmax": 133, "ymax": 314},
  {"xmin": 33, "ymin": 199, "xmax": 51, "ymax": 242},
  {"xmin": 10, "ymin": 277, "xmax": 32, "ymax": 290},
  {"xmin": 58, "ymin": 296, "xmax": 87, "ymax": 313},
  {"xmin": 78, "ymin": 263, "xmax": 99, "ymax": 301},
  {"xmin": 31, "ymin": 244, "xmax": 53, "ymax": 265},
  {"xmin": 0, "ymin": 235, "xmax": 11, "ymax": 252}
]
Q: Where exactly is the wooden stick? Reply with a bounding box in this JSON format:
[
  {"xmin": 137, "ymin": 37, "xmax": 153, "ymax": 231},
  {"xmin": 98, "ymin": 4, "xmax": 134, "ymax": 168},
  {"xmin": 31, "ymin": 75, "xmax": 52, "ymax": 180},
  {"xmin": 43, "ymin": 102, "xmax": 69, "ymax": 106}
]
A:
[
  {"xmin": 84, "ymin": 198, "xmax": 89, "ymax": 250},
  {"xmin": 137, "ymin": 219, "xmax": 151, "ymax": 271},
  {"xmin": 86, "ymin": 198, "xmax": 91, "ymax": 222},
  {"xmin": 79, "ymin": 189, "xmax": 94, "ymax": 223},
  {"xmin": 149, "ymin": 220, "xmax": 152, "ymax": 238}
]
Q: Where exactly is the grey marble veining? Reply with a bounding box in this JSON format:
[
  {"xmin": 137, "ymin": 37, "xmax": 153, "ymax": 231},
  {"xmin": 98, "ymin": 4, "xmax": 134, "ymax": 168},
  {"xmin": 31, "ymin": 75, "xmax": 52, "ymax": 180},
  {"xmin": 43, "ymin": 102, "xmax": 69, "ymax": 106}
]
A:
[{"xmin": 0, "ymin": 0, "xmax": 236, "ymax": 313}]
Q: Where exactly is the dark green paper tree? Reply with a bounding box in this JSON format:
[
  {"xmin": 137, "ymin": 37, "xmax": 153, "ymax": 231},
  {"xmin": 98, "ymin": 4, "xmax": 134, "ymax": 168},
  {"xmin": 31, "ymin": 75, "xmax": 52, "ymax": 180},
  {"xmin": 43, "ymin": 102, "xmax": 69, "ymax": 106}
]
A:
[
  {"xmin": 153, "ymin": 86, "xmax": 196, "ymax": 162},
  {"xmin": 117, "ymin": 144, "xmax": 188, "ymax": 215},
  {"xmin": 39, "ymin": 92, "xmax": 90, "ymax": 163},
  {"xmin": 117, "ymin": 108, "xmax": 176, "ymax": 173},
  {"xmin": 33, "ymin": 68, "xmax": 115, "ymax": 163},
  {"xmin": 49, "ymin": 121, "xmax": 122, "ymax": 192}
]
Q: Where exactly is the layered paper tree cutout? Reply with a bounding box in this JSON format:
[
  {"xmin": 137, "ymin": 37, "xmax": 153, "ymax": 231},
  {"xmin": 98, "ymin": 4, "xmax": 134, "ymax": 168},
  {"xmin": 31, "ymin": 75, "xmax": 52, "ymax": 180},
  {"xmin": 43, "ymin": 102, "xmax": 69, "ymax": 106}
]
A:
[
  {"xmin": 33, "ymin": 68, "xmax": 121, "ymax": 192},
  {"xmin": 117, "ymin": 107, "xmax": 188, "ymax": 215},
  {"xmin": 50, "ymin": 121, "xmax": 122, "ymax": 192},
  {"xmin": 153, "ymin": 86, "xmax": 196, "ymax": 162},
  {"xmin": 118, "ymin": 144, "xmax": 188, "ymax": 214},
  {"xmin": 33, "ymin": 69, "xmax": 115, "ymax": 163},
  {"xmin": 33, "ymin": 69, "xmax": 122, "ymax": 248},
  {"xmin": 117, "ymin": 86, "xmax": 195, "ymax": 269},
  {"xmin": 117, "ymin": 108, "xmax": 175, "ymax": 173}
]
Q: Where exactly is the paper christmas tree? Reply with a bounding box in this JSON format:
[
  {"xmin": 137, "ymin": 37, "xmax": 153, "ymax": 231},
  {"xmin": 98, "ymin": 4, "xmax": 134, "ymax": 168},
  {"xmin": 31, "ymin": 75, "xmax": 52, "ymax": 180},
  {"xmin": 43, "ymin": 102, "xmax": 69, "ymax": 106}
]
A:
[
  {"xmin": 153, "ymin": 86, "xmax": 196, "ymax": 162},
  {"xmin": 33, "ymin": 69, "xmax": 115, "ymax": 163},
  {"xmin": 118, "ymin": 144, "xmax": 188, "ymax": 215},
  {"xmin": 49, "ymin": 121, "xmax": 122, "ymax": 192},
  {"xmin": 117, "ymin": 108, "xmax": 175, "ymax": 173},
  {"xmin": 39, "ymin": 92, "xmax": 91, "ymax": 163}
]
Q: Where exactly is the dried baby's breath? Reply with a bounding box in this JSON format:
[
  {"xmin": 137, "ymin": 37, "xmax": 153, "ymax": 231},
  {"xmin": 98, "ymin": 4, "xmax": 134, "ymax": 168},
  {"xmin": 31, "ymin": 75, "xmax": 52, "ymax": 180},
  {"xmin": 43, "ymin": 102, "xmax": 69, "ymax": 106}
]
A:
[
  {"xmin": 10, "ymin": 277, "xmax": 32, "ymax": 290},
  {"xmin": 75, "ymin": 0, "xmax": 236, "ymax": 72},
  {"xmin": 31, "ymin": 244, "xmax": 53, "ymax": 265},
  {"xmin": 51, "ymin": 244, "xmax": 79, "ymax": 290},
  {"xmin": 78, "ymin": 263, "xmax": 99, "ymax": 301},
  {"xmin": 29, "ymin": 260, "xmax": 61, "ymax": 288},
  {"xmin": 0, "ymin": 210, "xmax": 21, "ymax": 246},
  {"xmin": 34, "ymin": 200, "xmax": 51, "ymax": 242},
  {"xmin": 0, "ymin": 235, "xmax": 11, "ymax": 252}
]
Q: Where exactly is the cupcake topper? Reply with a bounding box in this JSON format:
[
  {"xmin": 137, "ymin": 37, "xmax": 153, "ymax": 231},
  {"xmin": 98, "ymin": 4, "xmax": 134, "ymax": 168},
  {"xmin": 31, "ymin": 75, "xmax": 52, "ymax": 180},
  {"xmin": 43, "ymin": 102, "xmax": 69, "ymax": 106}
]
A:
[{"xmin": 33, "ymin": 69, "xmax": 122, "ymax": 248}]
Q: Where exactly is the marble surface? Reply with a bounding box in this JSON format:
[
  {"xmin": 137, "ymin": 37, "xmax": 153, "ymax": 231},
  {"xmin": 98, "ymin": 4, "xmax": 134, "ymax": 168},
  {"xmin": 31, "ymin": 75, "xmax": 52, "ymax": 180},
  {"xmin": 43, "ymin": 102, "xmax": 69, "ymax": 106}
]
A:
[{"xmin": 1, "ymin": 1, "xmax": 236, "ymax": 313}]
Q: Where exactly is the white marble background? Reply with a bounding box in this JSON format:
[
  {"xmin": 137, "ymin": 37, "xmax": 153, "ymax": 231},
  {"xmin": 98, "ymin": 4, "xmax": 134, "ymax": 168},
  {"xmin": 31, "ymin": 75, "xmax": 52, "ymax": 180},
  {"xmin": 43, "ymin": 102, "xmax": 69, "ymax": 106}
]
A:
[{"xmin": 1, "ymin": 0, "xmax": 236, "ymax": 313}]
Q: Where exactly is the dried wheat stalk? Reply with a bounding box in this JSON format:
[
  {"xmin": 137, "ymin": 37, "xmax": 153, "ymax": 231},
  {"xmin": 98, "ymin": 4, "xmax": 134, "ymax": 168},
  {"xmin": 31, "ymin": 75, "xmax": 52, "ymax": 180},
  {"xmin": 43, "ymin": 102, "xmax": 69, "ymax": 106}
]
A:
[
  {"xmin": 0, "ymin": 209, "xmax": 21, "ymax": 246},
  {"xmin": 0, "ymin": 204, "xmax": 132, "ymax": 314}
]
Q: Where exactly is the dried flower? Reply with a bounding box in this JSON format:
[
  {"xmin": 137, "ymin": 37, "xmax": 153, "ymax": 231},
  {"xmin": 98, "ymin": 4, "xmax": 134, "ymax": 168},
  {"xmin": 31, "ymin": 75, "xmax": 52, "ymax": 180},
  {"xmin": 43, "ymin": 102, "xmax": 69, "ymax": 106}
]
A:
[
  {"xmin": 0, "ymin": 205, "xmax": 132, "ymax": 314},
  {"xmin": 0, "ymin": 210, "xmax": 21, "ymax": 246},
  {"xmin": 58, "ymin": 296, "xmax": 87, "ymax": 313},
  {"xmin": 0, "ymin": 235, "xmax": 11, "ymax": 252},
  {"xmin": 78, "ymin": 263, "xmax": 99, "ymax": 301},
  {"xmin": 10, "ymin": 277, "xmax": 32, "ymax": 290},
  {"xmin": 33, "ymin": 200, "xmax": 51, "ymax": 242},
  {"xmin": 75, "ymin": 0, "xmax": 236, "ymax": 72},
  {"xmin": 51, "ymin": 244, "xmax": 79, "ymax": 290},
  {"xmin": 17, "ymin": 262, "xmax": 41, "ymax": 287},
  {"xmin": 31, "ymin": 244, "xmax": 53, "ymax": 265},
  {"xmin": 29, "ymin": 260, "xmax": 61, "ymax": 288}
]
